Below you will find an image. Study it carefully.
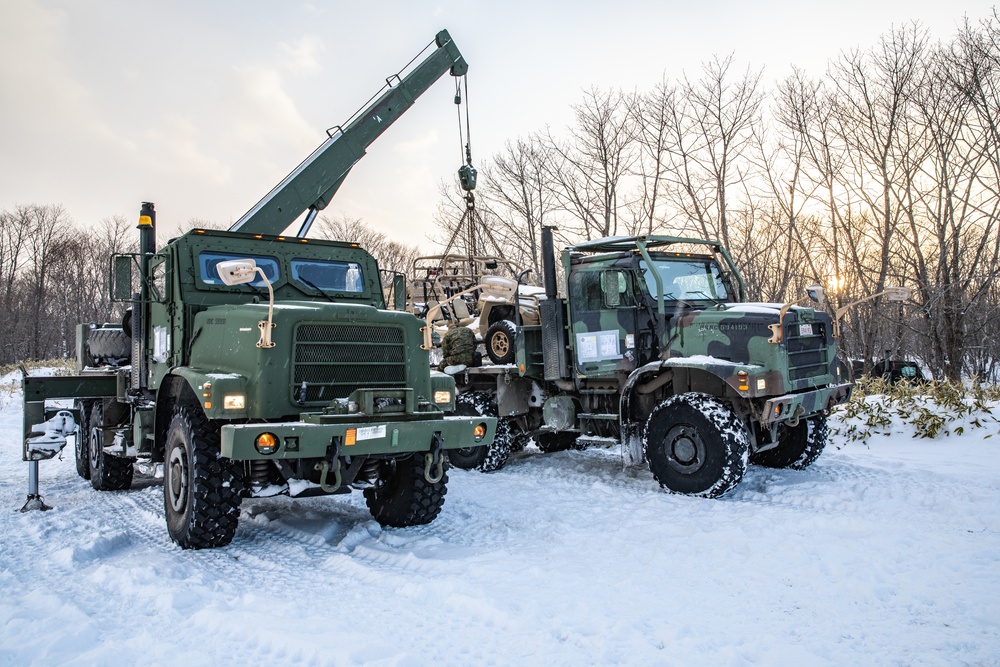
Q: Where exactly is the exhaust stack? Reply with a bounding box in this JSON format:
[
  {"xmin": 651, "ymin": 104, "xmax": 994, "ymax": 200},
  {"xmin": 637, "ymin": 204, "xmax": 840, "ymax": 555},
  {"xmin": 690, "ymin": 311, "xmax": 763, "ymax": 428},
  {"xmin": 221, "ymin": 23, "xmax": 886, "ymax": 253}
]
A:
[
  {"xmin": 542, "ymin": 226, "xmax": 558, "ymax": 299},
  {"xmin": 539, "ymin": 226, "xmax": 567, "ymax": 381}
]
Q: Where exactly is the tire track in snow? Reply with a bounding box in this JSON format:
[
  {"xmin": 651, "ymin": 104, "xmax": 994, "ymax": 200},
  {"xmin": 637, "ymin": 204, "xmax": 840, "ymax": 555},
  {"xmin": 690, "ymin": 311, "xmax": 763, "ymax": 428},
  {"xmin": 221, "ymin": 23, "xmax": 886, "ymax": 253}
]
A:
[{"xmin": 733, "ymin": 454, "xmax": 999, "ymax": 537}]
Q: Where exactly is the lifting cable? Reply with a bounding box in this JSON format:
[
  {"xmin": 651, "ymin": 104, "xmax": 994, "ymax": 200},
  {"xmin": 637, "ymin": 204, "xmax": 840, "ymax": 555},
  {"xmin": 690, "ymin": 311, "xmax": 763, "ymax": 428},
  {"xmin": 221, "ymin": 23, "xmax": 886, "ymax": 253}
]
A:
[
  {"xmin": 454, "ymin": 76, "xmax": 477, "ymax": 195},
  {"xmin": 444, "ymin": 74, "xmax": 505, "ymax": 281}
]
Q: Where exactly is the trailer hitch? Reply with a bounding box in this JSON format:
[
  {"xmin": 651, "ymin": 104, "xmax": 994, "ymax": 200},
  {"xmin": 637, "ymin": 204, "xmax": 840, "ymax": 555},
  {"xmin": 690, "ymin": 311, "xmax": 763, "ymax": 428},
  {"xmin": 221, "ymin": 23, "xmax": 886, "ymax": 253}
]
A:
[
  {"xmin": 424, "ymin": 433, "xmax": 445, "ymax": 484},
  {"xmin": 314, "ymin": 436, "xmax": 343, "ymax": 493}
]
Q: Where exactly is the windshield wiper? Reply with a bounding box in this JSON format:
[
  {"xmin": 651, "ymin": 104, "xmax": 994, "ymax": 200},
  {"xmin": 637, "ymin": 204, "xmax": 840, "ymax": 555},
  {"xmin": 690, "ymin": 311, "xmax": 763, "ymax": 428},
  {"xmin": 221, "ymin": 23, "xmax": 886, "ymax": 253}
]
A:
[{"xmin": 297, "ymin": 275, "xmax": 337, "ymax": 303}]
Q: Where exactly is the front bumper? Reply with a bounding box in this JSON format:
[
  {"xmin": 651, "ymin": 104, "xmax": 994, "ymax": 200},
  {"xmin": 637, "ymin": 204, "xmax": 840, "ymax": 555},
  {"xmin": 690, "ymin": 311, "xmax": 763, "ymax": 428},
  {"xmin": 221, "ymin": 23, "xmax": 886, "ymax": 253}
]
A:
[
  {"xmin": 220, "ymin": 414, "xmax": 496, "ymax": 461},
  {"xmin": 759, "ymin": 382, "xmax": 853, "ymax": 425}
]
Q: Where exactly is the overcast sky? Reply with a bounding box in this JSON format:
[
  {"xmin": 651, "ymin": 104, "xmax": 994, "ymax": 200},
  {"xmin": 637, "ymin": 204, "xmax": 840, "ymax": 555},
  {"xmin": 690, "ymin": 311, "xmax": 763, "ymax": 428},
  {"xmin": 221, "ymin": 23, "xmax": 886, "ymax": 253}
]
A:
[{"xmin": 1, "ymin": 0, "xmax": 995, "ymax": 247}]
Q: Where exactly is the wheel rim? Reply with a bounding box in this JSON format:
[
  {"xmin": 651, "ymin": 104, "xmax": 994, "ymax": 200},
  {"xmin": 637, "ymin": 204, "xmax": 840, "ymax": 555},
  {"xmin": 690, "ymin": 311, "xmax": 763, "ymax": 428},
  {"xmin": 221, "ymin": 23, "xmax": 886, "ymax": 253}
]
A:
[
  {"xmin": 491, "ymin": 333, "xmax": 510, "ymax": 358},
  {"xmin": 167, "ymin": 445, "xmax": 188, "ymax": 513},
  {"xmin": 663, "ymin": 424, "xmax": 707, "ymax": 474},
  {"xmin": 89, "ymin": 425, "xmax": 102, "ymax": 470}
]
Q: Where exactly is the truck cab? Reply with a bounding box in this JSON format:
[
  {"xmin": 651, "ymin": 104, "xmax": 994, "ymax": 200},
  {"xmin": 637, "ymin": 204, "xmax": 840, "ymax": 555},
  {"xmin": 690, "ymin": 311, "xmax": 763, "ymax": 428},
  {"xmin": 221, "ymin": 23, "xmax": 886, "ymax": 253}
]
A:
[{"xmin": 566, "ymin": 244, "xmax": 739, "ymax": 379}]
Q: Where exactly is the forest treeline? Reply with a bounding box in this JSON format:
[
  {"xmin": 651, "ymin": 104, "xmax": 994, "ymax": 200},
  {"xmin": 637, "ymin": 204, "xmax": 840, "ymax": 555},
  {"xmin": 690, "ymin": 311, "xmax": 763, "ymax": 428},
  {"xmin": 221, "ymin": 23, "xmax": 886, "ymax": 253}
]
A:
[
  {"xmin": 7, "ymin": 13, "xmax": 1000, "ymax": 381},
  {"xmin": 0, "ymin": 205, "xmax": 419, "ymax": 367},
  {"xmin": 435, "ymin": 13, "xmax": 1000, "ymax": 382}
]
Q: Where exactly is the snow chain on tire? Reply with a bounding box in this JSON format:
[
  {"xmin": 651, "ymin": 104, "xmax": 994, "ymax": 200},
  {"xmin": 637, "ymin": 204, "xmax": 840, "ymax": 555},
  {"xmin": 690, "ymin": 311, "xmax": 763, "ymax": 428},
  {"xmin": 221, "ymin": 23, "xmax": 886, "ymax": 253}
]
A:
[
  {"xmin": 448, "ymin": 392, "xmax": 512, "ymax": 472},
  {"xmin": 750, "ymin": 415, "xmax": 828, "ymax": 470},
  {"xmin": 643, "ymin": 393, "xmax": 749, "ymax": 498}
]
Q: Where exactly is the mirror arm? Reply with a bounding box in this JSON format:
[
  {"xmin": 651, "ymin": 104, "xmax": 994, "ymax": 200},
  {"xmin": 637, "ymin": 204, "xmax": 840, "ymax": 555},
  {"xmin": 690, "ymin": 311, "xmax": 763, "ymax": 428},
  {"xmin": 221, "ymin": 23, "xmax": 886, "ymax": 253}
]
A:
[{"xmin": 256, "ymin": 267, "xmax": 276, "ymax": 349}]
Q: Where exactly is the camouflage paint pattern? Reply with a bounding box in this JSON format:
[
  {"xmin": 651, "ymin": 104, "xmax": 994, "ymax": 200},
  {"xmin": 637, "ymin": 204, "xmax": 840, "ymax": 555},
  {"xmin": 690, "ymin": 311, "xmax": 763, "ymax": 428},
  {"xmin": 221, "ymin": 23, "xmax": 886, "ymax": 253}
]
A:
[
  {"xmin": 439, "ymin": 326, "xmax": 477, "ymax": 370},
  {"xmin": 541, "ymin": 238, "xmax": 851, "ymax": 432}
]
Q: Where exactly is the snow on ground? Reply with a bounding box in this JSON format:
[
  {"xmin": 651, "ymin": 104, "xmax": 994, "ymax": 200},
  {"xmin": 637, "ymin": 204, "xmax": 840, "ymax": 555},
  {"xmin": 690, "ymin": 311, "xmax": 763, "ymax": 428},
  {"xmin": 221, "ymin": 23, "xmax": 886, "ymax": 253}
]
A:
[{"xmin": 1, "ymin": 383, "xmax": 999, "ymax": 666}]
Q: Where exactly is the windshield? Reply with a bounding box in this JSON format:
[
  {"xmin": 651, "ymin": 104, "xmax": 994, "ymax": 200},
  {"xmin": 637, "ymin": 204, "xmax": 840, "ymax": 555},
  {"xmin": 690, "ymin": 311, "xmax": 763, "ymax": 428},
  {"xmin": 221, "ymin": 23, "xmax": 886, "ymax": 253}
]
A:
[
  {"xmin": 199, "ymin": 252, "xmax": 279, "ymax": 287},
  {"xmin": 640, "ymin": 258, "xmax": 729, "ymax": 302},
  {"xmin": 291, "ymin": 259, "xmax": 364, "ymax": 293}
]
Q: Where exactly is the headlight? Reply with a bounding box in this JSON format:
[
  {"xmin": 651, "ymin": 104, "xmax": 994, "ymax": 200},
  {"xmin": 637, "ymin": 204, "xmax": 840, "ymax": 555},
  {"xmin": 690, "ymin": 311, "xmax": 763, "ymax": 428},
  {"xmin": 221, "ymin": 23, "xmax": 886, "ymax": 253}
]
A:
[
  {"xmin": 223, "ymin": 394, "xmax": 246, "ymax": 410},
  {"xmin": 433, "ymin": 390, "xmax": 452, "ymax": 404}
]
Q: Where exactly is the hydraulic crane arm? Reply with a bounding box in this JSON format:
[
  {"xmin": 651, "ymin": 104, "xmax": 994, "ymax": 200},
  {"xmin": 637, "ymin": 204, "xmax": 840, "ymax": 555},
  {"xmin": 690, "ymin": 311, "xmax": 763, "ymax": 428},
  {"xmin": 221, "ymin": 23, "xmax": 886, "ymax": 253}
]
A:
[{"xmin": 230, "ymin": 29, "xmax": 468, "ymax": 237}]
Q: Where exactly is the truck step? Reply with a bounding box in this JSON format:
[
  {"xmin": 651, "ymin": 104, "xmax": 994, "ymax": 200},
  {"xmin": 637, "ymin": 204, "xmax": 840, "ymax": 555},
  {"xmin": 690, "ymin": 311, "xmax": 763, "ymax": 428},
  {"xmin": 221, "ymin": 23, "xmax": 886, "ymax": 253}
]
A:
[{"xmin": 578, "ymin": 413, "xmax": 618, "ymax": 421}]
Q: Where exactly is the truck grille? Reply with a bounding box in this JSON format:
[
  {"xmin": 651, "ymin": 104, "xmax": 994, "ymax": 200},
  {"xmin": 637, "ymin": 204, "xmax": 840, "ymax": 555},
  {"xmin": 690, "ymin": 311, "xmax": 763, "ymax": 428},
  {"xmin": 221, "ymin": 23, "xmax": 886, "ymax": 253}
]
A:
[
  {"xmin": 292, "ymin": 324, "xmax": 407, "ymax": 404},
  {"xmin": 786, "ymin": 322, "xmax": 829, "ymax": 383}
]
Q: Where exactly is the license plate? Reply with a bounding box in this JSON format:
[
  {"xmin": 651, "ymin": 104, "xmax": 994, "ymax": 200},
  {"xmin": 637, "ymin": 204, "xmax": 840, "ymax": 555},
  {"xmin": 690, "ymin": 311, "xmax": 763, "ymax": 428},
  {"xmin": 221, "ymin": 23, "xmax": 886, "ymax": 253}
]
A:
[{"xmin": 799, "ymin": 323, "xmax": 814, "ymax": 336}]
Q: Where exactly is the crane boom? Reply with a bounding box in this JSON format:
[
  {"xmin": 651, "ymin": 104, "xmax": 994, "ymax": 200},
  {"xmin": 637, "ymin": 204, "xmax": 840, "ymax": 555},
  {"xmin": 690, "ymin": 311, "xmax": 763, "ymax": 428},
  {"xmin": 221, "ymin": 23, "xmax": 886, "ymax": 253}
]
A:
[{"xmin": 230, "ymin": 29, "xmax": 468, "ymax": 237}]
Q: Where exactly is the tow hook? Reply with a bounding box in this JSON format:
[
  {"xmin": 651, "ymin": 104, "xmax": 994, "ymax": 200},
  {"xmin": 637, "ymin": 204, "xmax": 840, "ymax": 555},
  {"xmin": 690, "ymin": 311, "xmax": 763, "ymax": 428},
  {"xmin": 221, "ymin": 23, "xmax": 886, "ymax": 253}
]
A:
[
  {"xmin": 314, "ymin": 436, "xmax": 343, "ymax": 493},
  {"xmin": 424, "ymin": 433, "xmax": 445, "ymax": 484},
  {"xmin": 787, "ymin": 405, "xmax": 805, "ymax": 428}
]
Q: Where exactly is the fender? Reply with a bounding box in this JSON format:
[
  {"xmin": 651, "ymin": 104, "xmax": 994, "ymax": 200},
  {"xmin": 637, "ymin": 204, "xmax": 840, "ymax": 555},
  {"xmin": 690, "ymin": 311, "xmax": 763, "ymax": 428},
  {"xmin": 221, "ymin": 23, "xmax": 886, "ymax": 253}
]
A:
[
  {"xmin": 168, "ymin": 368, "xmax": 250, "ymax": 421},
  {"xmin": 620, "ymin": 362, "xmax": 673, "ymax": 467}
]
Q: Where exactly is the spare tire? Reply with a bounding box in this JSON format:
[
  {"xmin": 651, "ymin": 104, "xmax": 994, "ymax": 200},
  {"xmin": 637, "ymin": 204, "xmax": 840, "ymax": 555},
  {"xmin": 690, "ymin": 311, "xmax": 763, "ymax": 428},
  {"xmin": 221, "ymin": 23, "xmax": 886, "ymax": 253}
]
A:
[{"xmin": 88, "ymin": 327, "xmax": 131, "ymax": 364}]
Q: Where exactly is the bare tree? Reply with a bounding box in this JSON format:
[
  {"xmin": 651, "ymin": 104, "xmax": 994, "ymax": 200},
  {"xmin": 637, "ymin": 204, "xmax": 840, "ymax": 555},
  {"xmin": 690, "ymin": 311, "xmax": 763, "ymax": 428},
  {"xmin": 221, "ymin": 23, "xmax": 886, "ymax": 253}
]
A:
[
  {"xmin": 544, "ymin": 87, "xmax": 636, "ymax": 240},
  {"xmin": 479, "ymin": 134, "xmax": 559, "ymax": 278},
  {"xmin": 825, "ymin": 25, "xmax": 928, "ymax": 364},
  {"xmin": 313, "ymin": 213, "xmax": 419, "ymax": 277},
  {"xmin": 628, "ymin": 76, "xmax": 677, "ymax": 235},
  {"xmin": 661, "ymin": 55, "xmax": 764, "ymax": 250}
]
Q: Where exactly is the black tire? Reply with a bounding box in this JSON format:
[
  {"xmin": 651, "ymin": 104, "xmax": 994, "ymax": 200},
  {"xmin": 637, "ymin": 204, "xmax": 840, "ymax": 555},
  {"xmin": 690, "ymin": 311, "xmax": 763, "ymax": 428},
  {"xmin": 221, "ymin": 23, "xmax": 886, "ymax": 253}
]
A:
[
  {"xmin": 74, "ymin": 400, "xmax": 92, "ymax": 480},
  {"xmin": 163, "ymin": 405, "xmax": 242, "ymax": 549},
  {"xmin": 446, "ymin": 443, "xmax": 490, "ymax": 470},
  {"xmin": 364, "ymin": 455, "xmax": 448, "ymax": 528},
  {"xmin": 88, "ymin": 327, "xmax": 131, "ymax": 362},
  {"xmin": 448, "ymin": 392, "xmax": 512, "ymax": 472},
  {"xmin": 89, "ymin": 402, "xmax": 133, "ymax": 491},
  {"xmin": 643, "ymin": 393, "xmax": 749, "ymax": 498},
  {"xmin": 751, "ymin": 415, "xmax": 827, "ymax": 470},
  {"xmin": 485, "ymin": 319, "xmax": 517, "ymax": 365},
  {"xmin": 535, "ymin": 431, "xmax": 578, "ymax": 453},
  {"xmin": 486, "ymin": 305, "xmax": 514, "ymax": 328}
]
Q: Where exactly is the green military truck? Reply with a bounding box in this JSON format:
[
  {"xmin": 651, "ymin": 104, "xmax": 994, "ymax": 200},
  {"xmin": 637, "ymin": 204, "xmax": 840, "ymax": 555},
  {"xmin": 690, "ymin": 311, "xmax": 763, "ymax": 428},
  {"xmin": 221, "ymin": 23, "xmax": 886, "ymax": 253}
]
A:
[
  {"xmin": 20, "ymin": 30, "xmax": 496, "ymax": 548},
  {"xmin": 448, "ymin": 227, "xmax": 852, "ymax": 498}
]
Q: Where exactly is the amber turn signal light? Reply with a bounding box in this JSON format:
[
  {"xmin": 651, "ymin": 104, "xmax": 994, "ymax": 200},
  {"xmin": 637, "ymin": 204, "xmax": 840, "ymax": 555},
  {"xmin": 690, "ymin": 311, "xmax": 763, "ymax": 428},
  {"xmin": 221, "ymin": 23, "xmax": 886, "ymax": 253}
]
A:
[{"xmin": 254, "ymin": 432, "xmax": 278, "ymax": 455}]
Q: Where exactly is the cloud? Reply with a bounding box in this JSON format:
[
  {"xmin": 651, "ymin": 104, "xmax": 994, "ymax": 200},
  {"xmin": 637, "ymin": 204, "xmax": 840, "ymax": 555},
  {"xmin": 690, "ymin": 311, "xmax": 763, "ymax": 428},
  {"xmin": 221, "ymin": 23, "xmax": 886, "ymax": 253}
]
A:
[
  {"xmin": 394, "ymin": 129, "xmax": 441, "ymax": 155},
  {"xmin": 143, "ymin": 114, "xmax": 233, "ymax": 184},
  {"xmin": 0, "ymin": 1, "xmax": 112, "ymax": 149},
  {"xmin": 222, "ymin": 65, "xmax": 317, "ymax": 152},
  {"xmin": 277, "ymin": 35, "xmax": 325, "ymax": 75}
]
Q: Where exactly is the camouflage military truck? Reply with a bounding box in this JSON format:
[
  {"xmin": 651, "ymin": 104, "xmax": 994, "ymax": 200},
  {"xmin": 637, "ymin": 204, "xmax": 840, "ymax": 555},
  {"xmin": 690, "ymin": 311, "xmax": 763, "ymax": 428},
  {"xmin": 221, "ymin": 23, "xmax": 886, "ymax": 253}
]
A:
[{"xmin": 447, "ymin": 227, "xmax": 852, "ymax": 498}]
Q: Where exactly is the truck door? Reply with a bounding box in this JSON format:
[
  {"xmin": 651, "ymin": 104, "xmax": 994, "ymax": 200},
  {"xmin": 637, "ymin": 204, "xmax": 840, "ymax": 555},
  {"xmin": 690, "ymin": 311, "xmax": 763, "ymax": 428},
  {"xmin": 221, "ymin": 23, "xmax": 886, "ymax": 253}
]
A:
[
  {"xmin": 146, "ymin": 254, "xmax": 174, "ymax": 390},
  {"xmin": 568, "ymin": 267, "xmax": 640, "ymax": 377}
]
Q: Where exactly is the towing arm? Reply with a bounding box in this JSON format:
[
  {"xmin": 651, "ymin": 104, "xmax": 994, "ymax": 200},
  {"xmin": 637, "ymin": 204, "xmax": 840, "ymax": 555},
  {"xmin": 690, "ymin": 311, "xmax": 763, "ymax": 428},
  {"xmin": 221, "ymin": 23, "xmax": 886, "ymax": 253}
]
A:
[{"xmin": 230, "ymin": 29, "xmax": 468, "ymax": 237}]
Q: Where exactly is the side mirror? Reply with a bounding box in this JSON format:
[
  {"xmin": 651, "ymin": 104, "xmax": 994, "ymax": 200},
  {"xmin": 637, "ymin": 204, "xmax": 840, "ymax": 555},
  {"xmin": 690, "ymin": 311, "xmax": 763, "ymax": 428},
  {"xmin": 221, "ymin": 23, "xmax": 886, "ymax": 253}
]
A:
[
  {"xmin": 806, "ymin": 284, "xmax": 826, "ymax": 310},
  {"xmin": 216, "ymin": 259, "xmax": 258, "ymax": 286},
  {"xmin": 112, "ymin": 255, "xmax": 133, "ymax": 301},
  {"xmin": 216, "ymin": 259, "xmax": 276, "ymax": 349},
  {"xmin": 393, "ymin": 274, "xmax": 407, "ymax": 311},
  {"xmin": 884, "ymin": 286, "xmax": 910, "ymax": 302}
]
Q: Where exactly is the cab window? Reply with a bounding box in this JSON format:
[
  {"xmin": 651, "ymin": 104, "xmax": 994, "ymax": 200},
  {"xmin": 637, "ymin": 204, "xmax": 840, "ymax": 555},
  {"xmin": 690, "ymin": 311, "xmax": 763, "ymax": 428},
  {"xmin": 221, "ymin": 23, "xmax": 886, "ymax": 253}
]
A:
[
  {"xmin": 292, "ymin": 259, "xmax": 365, "ymax": 293},
  {"xmin": 198, "ymin": 252, "xmax": 279, "ymax": 287}
]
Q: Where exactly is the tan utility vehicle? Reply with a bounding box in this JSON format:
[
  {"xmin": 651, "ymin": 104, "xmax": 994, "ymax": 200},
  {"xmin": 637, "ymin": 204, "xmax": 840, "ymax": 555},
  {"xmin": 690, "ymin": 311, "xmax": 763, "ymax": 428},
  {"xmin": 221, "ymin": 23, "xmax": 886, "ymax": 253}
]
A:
[{"xmin": 419, "ymin": 275, "xmax": 543, "ymax": 364}]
